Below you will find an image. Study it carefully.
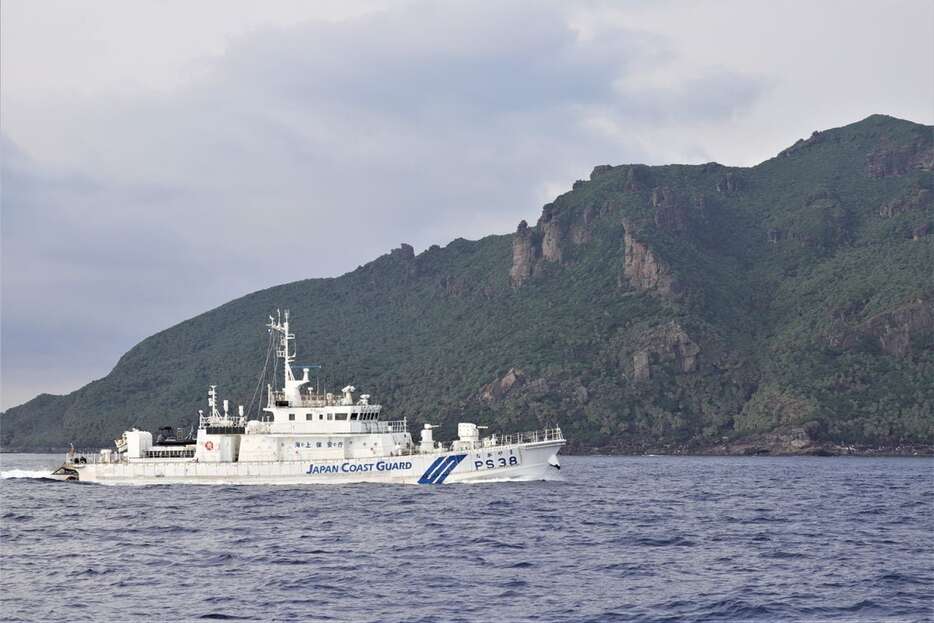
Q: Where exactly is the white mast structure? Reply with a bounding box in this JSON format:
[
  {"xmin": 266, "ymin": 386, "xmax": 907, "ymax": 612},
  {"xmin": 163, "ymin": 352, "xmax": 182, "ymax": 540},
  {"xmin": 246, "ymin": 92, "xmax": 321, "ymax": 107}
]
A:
[
  {"xmin": 199, "ymin": 385, "xmax": 245, "ymax": 429},
  {"xmin": 267, "ymin": 309, "xmax": 311, "ymax": 406}
]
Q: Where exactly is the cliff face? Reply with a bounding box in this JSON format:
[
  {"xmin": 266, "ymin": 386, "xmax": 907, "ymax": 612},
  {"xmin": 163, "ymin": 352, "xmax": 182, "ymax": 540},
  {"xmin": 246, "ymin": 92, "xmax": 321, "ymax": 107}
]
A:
[
  {"xmin": 866, "ymin": 140, "xmax": 934, "ymax": 178},
  {"xmin": 622, "ymin": 227, "xmax": 678, "ymax": 297},
  {"xmin": 509, "ymin": 220, "xmax": 540, "ymax": 286},
  {"xmin": 631, "ymin": 322, "xmax": 701, "ymax": 381},
  {"xmin": 3, "ymin": 114, "xmax": 933, "ymax": 454},
  {"xmin": 828, "ymin": 299, "xmax": 934, "ymax": 357}
]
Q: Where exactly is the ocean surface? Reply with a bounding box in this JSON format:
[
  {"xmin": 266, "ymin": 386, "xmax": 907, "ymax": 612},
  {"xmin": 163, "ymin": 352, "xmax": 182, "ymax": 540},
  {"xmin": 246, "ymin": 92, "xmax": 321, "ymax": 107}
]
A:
[{"xmin": 1, "ymin": 454, "xmax": 931, "ymax": 622}]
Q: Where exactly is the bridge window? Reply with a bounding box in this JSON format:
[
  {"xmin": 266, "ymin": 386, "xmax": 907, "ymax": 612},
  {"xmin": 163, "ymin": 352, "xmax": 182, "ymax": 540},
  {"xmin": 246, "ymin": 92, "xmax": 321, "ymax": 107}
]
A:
[
  {"xmin": 350, "ymin": 413, "xmax": 358, "ymax": 421},
  {"xmin": 306, "ymin": 414, "xmax": 313, "ymax": 421},
  {"xmin": 288, "ymin": 413, "xmax": 295, "ymax": 421},
  {"xmin": 327, "ymin": 413, "xmax": 333, "ymax": 421},
  {"xmin": 335, "ymin": 413, "xmax": 348, "ymax": 421}
]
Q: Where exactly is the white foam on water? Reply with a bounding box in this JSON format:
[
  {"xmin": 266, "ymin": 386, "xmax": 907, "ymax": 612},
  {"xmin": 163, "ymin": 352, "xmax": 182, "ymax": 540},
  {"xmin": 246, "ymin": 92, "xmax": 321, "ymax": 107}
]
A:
[{"xmin": 1, "ymin": 469, "xmax": 54, "ymax": 479}]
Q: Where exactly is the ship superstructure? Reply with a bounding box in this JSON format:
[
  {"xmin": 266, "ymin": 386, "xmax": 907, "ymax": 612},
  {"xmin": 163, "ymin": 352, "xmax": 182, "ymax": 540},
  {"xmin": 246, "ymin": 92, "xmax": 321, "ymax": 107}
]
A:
[{"xmin": 52, "ymin": 310, "xmax": 565, "ymax": 485}]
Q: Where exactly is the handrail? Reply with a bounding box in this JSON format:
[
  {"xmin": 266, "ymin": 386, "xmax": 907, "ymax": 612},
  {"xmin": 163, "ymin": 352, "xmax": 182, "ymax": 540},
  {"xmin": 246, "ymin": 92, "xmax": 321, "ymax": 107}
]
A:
[
  {"xmin": 483, "ymin": 427, "xmax": 564, "ymax": 448},
  {"xmin": 398, "ymin": 427, "xmax": 564, "ymax": 455},
  {"xmin": 376, "ymin": 420, "xmax": 408, "ymax": 433},
  {"xmin": 269, "ymin": 390, "xmax": 383, "ymax": 409},
  {"xmin": 245, "ymin": 419, "xmax": 408, "ymax": 435}
]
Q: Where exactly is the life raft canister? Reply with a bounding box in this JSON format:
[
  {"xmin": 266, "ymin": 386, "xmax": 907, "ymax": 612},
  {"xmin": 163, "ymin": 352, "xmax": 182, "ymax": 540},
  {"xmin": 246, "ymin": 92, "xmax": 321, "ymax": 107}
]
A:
[{"xmin": 204, "ymin": 440, "xmax": 215, "ymax": 451}]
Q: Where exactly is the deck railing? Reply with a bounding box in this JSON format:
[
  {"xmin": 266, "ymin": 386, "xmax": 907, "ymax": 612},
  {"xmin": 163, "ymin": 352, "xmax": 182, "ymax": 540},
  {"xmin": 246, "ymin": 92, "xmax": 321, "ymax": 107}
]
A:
[
  {"xmin": 373, "ymin": 420, "xmax": 408, "ymax": 433},
  {"xmin": 400, "ymin": 426, "xmax": 564, "ymax": 455},
  {"xmin": 269, "ymin": 390, "xmax": 382, "ymax": 409},
  {"xmin": 66, "ymin": 450, "xmax": 123, "ymax": 465},
  {"xmin": 484, "ymin": 427, "xmax": 564, "ymax": 448}
]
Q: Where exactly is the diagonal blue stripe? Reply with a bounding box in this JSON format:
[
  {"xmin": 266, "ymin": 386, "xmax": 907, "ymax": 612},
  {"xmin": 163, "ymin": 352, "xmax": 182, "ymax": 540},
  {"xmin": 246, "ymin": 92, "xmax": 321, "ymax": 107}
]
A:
[
  {"xmin": 417, "ymin": 456, "xmax": 447, "ymax": 484},
  {"xmin": 428, "ymin": 456, "xmax": 458, "ymax": 484},
  {"xmin": 425, "ymin": 456, "xmax": 456, "ymax": 484},
  {"xmin": 434, "ymin": 454, "xmax": 466, "ymax": 484}
]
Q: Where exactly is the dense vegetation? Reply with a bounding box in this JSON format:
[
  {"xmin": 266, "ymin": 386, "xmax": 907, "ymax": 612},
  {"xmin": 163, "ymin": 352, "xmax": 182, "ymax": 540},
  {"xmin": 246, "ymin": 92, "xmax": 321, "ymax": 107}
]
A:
[{"xmin": 3, "ymin": 114, "xmax": 932, "ymax": 453}]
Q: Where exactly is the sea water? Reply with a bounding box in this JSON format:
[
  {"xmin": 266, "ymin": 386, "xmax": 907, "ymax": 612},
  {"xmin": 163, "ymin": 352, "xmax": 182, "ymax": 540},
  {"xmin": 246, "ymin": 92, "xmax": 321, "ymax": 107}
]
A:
[{"xmin": 1, "ymin": 453, "xmax": 931, "ymax": 622}]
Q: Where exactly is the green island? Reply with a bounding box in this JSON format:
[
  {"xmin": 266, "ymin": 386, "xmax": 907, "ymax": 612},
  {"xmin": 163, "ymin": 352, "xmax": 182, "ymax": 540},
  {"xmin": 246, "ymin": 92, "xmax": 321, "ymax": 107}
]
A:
[{"xmin": 3, "ymin": 114, "xmax": 932, "ymax": 456}]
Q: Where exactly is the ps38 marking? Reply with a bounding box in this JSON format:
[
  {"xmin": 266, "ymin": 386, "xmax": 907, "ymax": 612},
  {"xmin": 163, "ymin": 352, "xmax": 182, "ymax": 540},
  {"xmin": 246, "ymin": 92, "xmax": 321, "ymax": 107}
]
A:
[{"xmin": 474, "ymin": 454, "xmax": 520, "ymax": 471}]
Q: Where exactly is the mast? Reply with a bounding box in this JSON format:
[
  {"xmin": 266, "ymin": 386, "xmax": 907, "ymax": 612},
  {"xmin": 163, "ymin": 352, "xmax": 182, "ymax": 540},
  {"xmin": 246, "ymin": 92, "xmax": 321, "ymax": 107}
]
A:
[
  {"xmin": 268, "ymin": 309, "xmax": 295, "ymax": 384},
  {"xmin": 267, "ymin": 309, "xmax": 309, "ymax": 405}
]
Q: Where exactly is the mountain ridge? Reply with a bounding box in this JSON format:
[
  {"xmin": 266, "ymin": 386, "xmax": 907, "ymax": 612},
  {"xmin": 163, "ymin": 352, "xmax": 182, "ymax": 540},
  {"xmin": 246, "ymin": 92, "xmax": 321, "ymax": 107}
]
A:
[{"xmin": 3, "ymin": 114, "xmax": 933, "ymax": 454}]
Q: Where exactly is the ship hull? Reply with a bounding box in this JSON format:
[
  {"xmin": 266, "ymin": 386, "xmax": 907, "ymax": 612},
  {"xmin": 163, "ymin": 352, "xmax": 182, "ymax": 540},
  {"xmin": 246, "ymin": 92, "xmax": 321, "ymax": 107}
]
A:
[{"xmin": 55, "ymin": 441, "xmax": 563, "ymax": 485}]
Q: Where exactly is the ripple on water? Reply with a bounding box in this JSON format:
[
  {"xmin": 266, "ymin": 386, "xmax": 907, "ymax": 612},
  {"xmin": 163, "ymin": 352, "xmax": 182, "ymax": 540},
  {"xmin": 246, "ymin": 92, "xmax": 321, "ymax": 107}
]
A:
[{"xmin": 1, "ymin": 454, "xmax": 931, "ymax": 622}]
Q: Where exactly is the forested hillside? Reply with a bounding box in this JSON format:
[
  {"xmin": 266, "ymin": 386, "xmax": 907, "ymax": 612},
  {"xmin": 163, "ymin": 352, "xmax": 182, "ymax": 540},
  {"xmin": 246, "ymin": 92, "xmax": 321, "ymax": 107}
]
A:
[{"xmin": 3, "ymin": 114, "xmax": 932, "ymax": 454}]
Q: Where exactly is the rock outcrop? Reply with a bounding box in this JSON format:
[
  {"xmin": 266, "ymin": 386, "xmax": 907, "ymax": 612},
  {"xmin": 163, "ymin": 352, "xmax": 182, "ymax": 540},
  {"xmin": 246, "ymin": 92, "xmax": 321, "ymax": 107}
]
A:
[
  {"xmin": 866, "ymin": 140, "xmax": 934, "ymax": 177},
  {"xmin": 479, "ymin": 368, "xmax": 526, "ymax": 402},
  {"xmin": 779, "ymin": 129, "xmax": 834, "ymax": 159},
  {"xmin": 772, "ymin": 192, "xmax": 851, "ymax": 248},
  {"xmin": 363, "ymin": 242, "xmax": 418, "ymax": 286},
  {"xmin": 510, "ymin": 221, "xmax": 541, "ymax": 287},
  {"xmin": 511, "ymin": 178, "xmax": 696, "ymax": 295},
  {"xmin": 735, "ymin": 385, "xmax": 818, "ymax": 434},
  {"xmin": 439, "ymin": 275, "xmax": 468, "ymax": 296},
  {"xmin": 622, "ymin": 225, "xmax": 678, "ymax": 297},
  {"xmin": 861, "ymin": 299, "xmax": 934, "ymax": 357},
  {"xmin": 510, "ymin": 201, "xmax": 600, "ymax": 287},
  {"xmin": 391, "ymin": 243, "xmax": 415, "ymax": 260},
  {"xmin": 632, "ymin": 351, "xmax": 652, "ymax": 382},
  {"xmin": 630, "ymin": 322, "xmax": 700, "ymax": 381},
  {"xmin": 539, "ymin": 205, "xmax": 565, "ymax": 263},
  {"xmin": 624, "ymin": 164, "xmax": 652, "ymax": 192},
  {"xmin": 716, "ymin": 171, "xmax": 743, "ymax": 194},
  {"xmin": 880, "ymin": 187, "xmax": 932, "ymax": 217},
  {"xmin": 651, "ymin": 187, "xmax": 690, "ymax": 232},
  {"xmin": 831, "ymin": 298, "xmax": 934, "ymax": 357},
  {"xmin": 569, "ymin": 205, "xmax": 595, "ymax": 245},
  {"xmin": 590, "ymin": 164, "xmax": 614, "ymax": 179}
]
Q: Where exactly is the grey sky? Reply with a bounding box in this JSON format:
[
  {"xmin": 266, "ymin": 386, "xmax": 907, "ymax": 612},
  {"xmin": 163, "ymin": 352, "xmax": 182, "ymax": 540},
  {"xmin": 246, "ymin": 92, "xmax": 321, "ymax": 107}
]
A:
[{"xmin": 2, "ymin": 0, "xmax": 932, "ymax": 410}]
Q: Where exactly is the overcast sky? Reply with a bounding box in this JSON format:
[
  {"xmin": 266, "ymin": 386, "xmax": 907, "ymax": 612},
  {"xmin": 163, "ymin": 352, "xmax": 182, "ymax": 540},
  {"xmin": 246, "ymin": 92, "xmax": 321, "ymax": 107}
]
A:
[{"xmin": 2, "ymin": 0, "xmax": 932, "ymax": 410}]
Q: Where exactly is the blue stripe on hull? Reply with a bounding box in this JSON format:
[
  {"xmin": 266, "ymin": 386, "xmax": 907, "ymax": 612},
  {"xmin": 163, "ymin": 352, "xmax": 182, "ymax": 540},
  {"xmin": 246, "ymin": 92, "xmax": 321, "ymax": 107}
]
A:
[
  {"xmin": 434, "ymin": 455, "xmax": 466, "ymax": 483},
  {"xmin": 418, "ymin": 454, "xmax": 467, "ymax": 484},
  {"xmin": 417, "ymin": 456, "xmax": 447, "ymax": 484}
]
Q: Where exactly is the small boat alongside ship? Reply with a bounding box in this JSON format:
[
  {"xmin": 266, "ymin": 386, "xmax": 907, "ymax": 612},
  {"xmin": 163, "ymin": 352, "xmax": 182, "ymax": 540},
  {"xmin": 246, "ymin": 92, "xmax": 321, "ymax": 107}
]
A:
[{"xmin": 51, "ymin": 310, "xmax": 565, "ymax": 485}]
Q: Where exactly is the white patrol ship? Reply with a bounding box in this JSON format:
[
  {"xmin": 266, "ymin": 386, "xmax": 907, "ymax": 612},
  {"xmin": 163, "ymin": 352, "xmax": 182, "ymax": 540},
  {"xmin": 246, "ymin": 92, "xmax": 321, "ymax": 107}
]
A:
[{"xmin": 51, "ymin": 310, "xmax": 565, "ymax": 485}]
